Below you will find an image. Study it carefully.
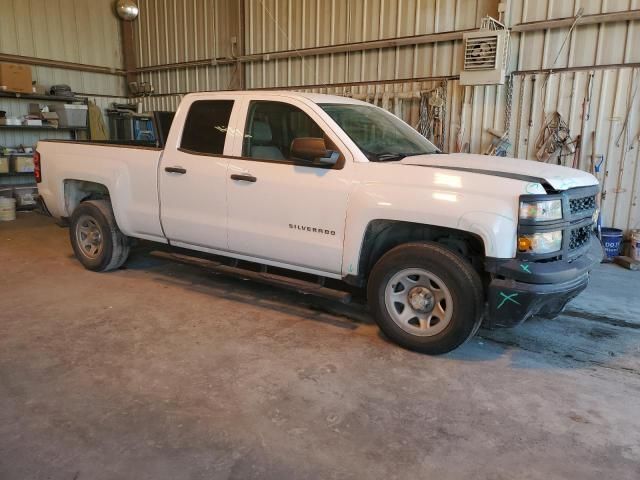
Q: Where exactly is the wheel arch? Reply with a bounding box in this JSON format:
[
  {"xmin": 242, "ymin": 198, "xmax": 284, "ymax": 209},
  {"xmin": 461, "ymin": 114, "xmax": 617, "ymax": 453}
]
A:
[
  {"xmin": 63, "ymin": 179, "xmax": 111, "ymax": 216},
  {"xmin": 350, "ymin": 219, "xmax": 487, "ymax": 285}
]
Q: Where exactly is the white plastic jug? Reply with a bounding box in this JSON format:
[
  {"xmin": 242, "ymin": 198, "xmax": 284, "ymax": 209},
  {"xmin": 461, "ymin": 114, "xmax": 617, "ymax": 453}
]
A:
[{"xmin": 0, "ymin": 197, "xmax": 16, "ymax": 221}]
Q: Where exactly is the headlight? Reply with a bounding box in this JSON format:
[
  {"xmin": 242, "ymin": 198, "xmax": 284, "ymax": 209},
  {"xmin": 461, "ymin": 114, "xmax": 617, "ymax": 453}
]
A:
[
  {"xmin": 518, "ymin": 231, "xmax": 563, "ymax": 254},
  {"xmin": 519, "ymin": 199, "xmax": 562, "ymax": 221}
]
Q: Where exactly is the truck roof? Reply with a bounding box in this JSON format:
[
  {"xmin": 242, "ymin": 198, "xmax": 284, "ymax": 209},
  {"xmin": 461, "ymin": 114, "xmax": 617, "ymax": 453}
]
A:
[{"xmin": 182, "ymin": 90, "xmax": 370, "ymax": 106}]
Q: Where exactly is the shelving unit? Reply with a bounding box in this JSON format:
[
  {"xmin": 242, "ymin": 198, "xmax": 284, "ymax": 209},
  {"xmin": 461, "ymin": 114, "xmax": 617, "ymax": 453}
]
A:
[
  {"xmin": 0, "ymin": 90, "xmax": 89, "ymax": 104},
  {"xmin": 0, "ymin": 90, "xmax": 90, "ymax": 209},
  {"xmin": 0, "ymin": 125, "xmax": 88, "ymax": 131}
]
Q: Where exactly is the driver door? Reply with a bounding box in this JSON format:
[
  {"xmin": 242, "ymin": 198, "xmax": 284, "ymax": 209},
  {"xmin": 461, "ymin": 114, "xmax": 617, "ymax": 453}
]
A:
[{"xmin": 226, "ymin": 98, "xmax": 353, "ymax": 275}]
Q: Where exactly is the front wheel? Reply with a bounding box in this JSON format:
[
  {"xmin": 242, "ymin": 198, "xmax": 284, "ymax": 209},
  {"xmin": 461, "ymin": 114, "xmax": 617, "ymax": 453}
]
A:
[
  {"xmin": 69, "ymin": 199, "xmax": 130, "ymax": 272},
  {"xmin": 367, "ymin": 242, "xmax": 484, "ymax": 354}
]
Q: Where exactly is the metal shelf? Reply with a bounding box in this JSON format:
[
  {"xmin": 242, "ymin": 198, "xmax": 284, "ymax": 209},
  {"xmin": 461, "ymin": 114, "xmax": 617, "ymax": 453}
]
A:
[
  {"xmin": 0, "ymin": 124, "xmax": 87, "ymax": 131},
  {"xmin": 0, "ymin": 91, "xmax": 90, "ymax": 141},
  {"xmin": 0, "ymin": 172, "xmax": 34, "ymax": 177},
  {"xmin": 0, "ymin": 91, "xmax": 87, "ymax": 103}
]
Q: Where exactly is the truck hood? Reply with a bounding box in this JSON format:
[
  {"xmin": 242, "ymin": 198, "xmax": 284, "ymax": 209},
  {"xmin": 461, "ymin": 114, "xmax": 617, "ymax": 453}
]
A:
[{"xmin": 399, "ymin": 153, "xmax": 598, "ymax": 191}]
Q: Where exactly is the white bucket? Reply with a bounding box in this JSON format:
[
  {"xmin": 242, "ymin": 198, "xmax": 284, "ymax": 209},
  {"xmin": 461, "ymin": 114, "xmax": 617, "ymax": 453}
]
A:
[
  {"xmin": 631, "ymin": 229, "xmax": 640, "ymax": 261},
  {"xmin": 0, "ymin": 197, "xmax": 16, "ymax": 221}
]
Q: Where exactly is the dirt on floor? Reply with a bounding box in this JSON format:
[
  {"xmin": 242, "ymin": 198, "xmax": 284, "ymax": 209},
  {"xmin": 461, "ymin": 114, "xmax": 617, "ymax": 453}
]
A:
[{"xmin": 1, "ymin": 212, "xmax": 639, "ymax": 480}]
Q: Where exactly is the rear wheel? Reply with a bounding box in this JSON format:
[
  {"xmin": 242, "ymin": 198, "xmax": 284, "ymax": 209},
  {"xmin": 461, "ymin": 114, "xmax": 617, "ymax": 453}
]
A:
[
  {"xmin": 367, "ymin": 242, "xmax": 484, "ymax": 354},
  {"xmin": 69, "ymin": 199, "xmax": 130, "ymax": 272}
]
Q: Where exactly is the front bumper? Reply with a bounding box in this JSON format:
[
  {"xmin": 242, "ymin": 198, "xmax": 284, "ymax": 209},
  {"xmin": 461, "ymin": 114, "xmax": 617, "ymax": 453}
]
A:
[{"xmin": 484, "ymin": 236, "xmax": 603, "ymax": 328}]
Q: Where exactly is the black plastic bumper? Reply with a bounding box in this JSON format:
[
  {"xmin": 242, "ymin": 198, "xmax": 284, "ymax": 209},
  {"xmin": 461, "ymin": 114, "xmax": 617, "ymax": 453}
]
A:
[{"xmin": 484, "ymin": 236, "xmax": 603, "ymax": 328}]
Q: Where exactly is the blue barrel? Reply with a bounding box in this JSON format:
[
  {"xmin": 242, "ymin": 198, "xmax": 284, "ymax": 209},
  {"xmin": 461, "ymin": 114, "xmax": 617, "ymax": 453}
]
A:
[{"xmin": 600, "ymin": 227, "xmax": 623, "ymax": 259}]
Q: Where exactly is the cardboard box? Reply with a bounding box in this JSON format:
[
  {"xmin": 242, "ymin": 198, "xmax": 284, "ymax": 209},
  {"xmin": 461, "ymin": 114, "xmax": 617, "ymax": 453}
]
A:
[
  {"xmin": 0, "ymin": 158, "xmax": 9, "ymax": 174},
  {"xmin": 29, "ymin": 103, "xmax": 44, "ymax": 115},
  {"xmin": 0, "ymin": 63, "xmax": 33, "ymax": 94},
  {"xmin": 42, "ymin": 111, "xmax": 59, "ymax": 127}
]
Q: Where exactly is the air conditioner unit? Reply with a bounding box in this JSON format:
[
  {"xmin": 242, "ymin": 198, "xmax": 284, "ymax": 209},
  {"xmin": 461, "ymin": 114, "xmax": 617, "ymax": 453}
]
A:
[{"xmin": 459, "ymin": 18, "xmax": 509, "ymax": 86}]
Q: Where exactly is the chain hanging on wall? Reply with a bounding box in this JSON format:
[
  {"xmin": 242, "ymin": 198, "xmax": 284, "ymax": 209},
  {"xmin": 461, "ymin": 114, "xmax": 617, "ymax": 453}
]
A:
[
  {"xmin": 504, "ymin": 74, "xmax": 513, "ymax": 142},
  {"xmin": 440, "ymin": 79, "xmax": 448, "ymax": 152}
]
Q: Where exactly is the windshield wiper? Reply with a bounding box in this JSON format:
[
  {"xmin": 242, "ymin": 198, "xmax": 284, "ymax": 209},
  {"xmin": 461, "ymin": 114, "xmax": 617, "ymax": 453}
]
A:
[{"xmin": 375, "ymin": 152, "xmax": 407, "ymax": 162}]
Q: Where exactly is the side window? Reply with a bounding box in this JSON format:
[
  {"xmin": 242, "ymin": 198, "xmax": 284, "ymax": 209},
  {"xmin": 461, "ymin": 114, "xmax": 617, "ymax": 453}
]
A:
[
  {"xmin": 242, "ymin": 101, "xmax": 326, "ymax": 161},
  {"xmin": 180, "ymin": 100, "xmax": 234, "ymax": 155}
]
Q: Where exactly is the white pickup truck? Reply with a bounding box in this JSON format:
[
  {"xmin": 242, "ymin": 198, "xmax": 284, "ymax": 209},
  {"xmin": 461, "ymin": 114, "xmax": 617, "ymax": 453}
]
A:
[{"xmin": 35, "ymin": 91, "xmax": 602, "ymax": 354}]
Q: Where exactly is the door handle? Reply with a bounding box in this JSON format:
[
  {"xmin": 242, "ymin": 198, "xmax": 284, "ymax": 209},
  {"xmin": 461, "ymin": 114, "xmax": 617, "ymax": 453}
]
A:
[
  {"xmin": 230, "ymin": 173, "xmax": 257, "ymax": 183},
  {"xmin": 165, "ymin": 166, "xmax": 187, "ymax": 174}
]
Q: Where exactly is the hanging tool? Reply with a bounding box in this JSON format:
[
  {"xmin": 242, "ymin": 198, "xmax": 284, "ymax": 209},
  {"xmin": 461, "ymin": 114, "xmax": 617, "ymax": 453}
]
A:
[
  {"xmin": 528, "ymin": 75, "xmax": 536, "ymax": 127},
  {"xmin": 591, "ymin": 130, "xmax": 605, "ymax": 238},
  {"xmin": 417, "ymin": 85, "xmax": 446, "ymax": 150},
  {"xmin": 456, "ymin": 87, "xmax": 469, "ymax": 153},
  {"xmin": 534, "ymin": 112, "xmax": 575, "ymax": 165},
  {"xmin": 485, "ymin": 128, "xmax": 511, "ymax": 156},
  {"xmin": 575, "ymin": 71, "xmax": 595, "ymax": 169},
  {"xmin": 572, "ymin": 134, "xmax": 582, "ymax": 169},
  {"xmin": 615, "ymin": 69, "xmax": 638, "ymax": 148}
]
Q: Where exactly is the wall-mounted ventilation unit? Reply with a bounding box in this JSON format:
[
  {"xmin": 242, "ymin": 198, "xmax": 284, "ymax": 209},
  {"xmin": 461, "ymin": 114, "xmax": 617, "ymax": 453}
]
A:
[{"xmin": 459, "ymin": 17, "xmax": 509, "ymax": 86}]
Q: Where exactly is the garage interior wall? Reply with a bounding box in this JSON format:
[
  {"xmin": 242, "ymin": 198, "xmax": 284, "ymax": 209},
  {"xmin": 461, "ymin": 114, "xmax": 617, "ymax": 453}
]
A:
[
  {"xmin": 0, "ymin": 0, "xmax": 129, "ymax": 150},
  {"xmin": 132, "ymin": 0, "xmax": 638, "ymax": 233}
]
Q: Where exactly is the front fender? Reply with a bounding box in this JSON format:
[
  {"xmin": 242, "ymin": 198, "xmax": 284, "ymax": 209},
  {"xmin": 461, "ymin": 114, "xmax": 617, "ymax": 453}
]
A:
[
  {"xmin": 341, "ymin": 182, "xmax": 518, "ymax": 277},
  {"xmin": 457, "ymin": 211, "xmax": 517, "ymax": 259}
]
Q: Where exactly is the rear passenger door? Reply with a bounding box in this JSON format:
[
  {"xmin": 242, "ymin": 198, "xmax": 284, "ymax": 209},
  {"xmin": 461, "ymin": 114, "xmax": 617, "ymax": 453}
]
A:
[{"xmin": 159, "ymin": 97, "xmax": 239, "ymax": 250}]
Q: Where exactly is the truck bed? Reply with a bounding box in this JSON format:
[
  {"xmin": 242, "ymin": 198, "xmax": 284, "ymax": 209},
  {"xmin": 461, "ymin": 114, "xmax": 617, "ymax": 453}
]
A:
[{"xmin": 36, "ymin": 140, "xmax": 166, "ymax": 242}]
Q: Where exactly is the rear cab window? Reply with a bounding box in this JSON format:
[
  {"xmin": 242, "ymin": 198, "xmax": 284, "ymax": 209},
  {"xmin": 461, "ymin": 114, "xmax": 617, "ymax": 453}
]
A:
[{"xmin": 180, "ymin": 100, "xmax": 234, "ymax": 155}]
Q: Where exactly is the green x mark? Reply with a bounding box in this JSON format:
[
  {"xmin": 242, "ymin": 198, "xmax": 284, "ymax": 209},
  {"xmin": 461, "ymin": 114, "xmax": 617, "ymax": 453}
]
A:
[
  {"xmin": 497, "ymin": 292, "xmax": 521, "ymax": 309},
  {"xmin": 520, "ymin": 263, "xmax": 532, "ymax": 274}
]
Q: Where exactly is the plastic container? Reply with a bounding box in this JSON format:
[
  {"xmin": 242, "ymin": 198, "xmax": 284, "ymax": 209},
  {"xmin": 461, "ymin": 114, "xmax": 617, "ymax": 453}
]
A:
[
  {"xmin": 630, "ymin": 229, "xmax": 640, "ymax": 261},
  {"xmin": 600, "ymin": 227, "xmax": 623, "ymax": 259},
  {"xmin": 13, "ymin": 186, "xmax": 37, "ymax": 208},
  {"xmin": 12, "ymin": 156, "xmax": 34, "ymax": 173},
  {"xmin": 0, "ymin": 197, "xmax": 16, "ymax": 221},
  {"xmin": 51, "ymin": 104, "xmax": 88, "ymax": 127}
]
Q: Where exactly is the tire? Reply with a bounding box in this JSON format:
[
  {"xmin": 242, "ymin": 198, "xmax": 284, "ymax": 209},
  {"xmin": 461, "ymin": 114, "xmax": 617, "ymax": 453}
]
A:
[
  {"xmin": 69, "ymin": 199, "xmax": 130, "ymax": 272},
  {"xmin": 367, "ymin": 242, "xmax": 484, "ymax": 355}
]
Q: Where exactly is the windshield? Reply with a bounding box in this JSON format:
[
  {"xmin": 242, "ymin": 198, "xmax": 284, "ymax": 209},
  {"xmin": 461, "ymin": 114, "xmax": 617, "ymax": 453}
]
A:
[{"xmin": 319, "ymin": 103, "xmax": 440, "ymax": 162}]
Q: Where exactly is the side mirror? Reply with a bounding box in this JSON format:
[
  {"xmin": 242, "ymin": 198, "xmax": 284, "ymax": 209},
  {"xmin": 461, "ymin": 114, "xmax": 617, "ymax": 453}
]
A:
[{"xmin": 290, "ymin": 137, "xmax": 339, "ymax": 166}]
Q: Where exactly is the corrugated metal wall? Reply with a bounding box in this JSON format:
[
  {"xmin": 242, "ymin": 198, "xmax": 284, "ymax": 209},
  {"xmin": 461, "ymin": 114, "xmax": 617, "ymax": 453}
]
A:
[
  {"xmin": 0, "ymin": 0, "xmax": 128, "ymax": 154},
  {"xmin": 0, "ymin": 0, "xmax": 126, "ymax": 97},
  {"xmin": 131, "ymin": 0, "xmax": 640, "ymax": 232},
  {"xmin": 134, "ymin": 0, "xmax": 240, "ymax": 110},
  {"xmin": 509, "ymin": 68, "xmax": 640, "ymax": 232},
  {"xmin": 243, "ymin": 0, "xmax": 496, "ymax": 86},
  {"xmin": 508, "ymin": 0, "xmax": 640, "ymax": 71}
]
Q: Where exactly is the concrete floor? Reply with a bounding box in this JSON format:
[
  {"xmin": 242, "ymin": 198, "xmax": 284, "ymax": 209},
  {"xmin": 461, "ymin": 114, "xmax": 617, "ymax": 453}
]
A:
[{"xmin": 1, "ymin": 212, "xmax": 639, "ymax": 480}]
